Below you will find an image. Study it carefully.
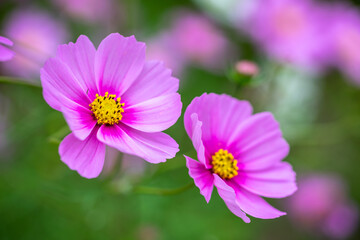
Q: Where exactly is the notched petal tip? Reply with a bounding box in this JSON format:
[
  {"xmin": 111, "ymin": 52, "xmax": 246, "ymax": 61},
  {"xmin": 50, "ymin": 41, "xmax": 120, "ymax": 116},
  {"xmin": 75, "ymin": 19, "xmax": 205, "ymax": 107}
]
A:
[{"xmin": 59, "ymin": 132, "xmax": 106, "ymax": 179}]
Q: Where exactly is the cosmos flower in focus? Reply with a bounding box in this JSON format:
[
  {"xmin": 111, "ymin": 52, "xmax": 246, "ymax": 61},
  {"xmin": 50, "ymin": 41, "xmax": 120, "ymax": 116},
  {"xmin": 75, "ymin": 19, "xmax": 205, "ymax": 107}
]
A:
[
  {"xmin": 41, "ymin": 33, "xmax": 182, "ymax": 178},
  {"xmin": 0, "ymin": 36, "xmax": 14, "ymax": 62},
  {"xmin": 184, "ymin": 93, "xmax": 296, "ymax": 222},
  {"xmin": 243, "ymin": 0, "xmax": 331, "ymax": 72},
  {"xmin": 3, "ymin": 9, "xmax": 68, "ymax": 80},
  {"xmin": 288, "ymin": 174, "xmax": 358, "ymax": 239}
]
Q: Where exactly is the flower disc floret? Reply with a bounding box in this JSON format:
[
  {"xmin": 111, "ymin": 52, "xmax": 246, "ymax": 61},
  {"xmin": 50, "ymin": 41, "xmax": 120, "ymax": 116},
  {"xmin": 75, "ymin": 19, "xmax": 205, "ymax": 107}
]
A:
[
  {"xmin": 211, "ymin": 149, "xmax": 239, "ymax": 179},
  {"xmin": 90, "ymin": 92, "xmax": 125, "ymax": 125}
]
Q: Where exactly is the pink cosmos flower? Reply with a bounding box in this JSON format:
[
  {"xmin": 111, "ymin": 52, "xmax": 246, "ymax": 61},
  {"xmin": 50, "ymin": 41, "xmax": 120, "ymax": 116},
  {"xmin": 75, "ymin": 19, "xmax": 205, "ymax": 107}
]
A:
[
  {"xmin": 40, "ymin": 33, "xmax": 182, "ymax": 178},
  {"xmin": 3, "ymin": 9, "xmax": 68, "ymax": 80},
  {"xmin": 184, "ymin": 93, "xmax": 296, "ymax": 222},
  {"xmin": 243, "ymin": 0, "xmax": 331, "ymax": 72},
  {"xmin": 0, "ymin": 36, "xmax": 14, "ymax": 62},
  {"xmin": 288, "ymin": 174, "xmax": 358, "ymax": 239}
]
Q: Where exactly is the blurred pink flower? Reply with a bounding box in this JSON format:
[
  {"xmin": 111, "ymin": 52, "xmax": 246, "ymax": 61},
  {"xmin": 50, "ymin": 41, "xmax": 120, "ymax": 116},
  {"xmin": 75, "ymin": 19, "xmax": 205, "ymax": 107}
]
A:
[
  {"xmin": 184, "ymin": 93, "xmax": 296, "ymax": 222},
  {"xmin": 0, "ymin": 36, "xmax": 14, "ymax": 62},
  {"xmin": 52, "ymin": 0, "xmax": 115, "ymax": 23},
  {"xmin": 170, "ymin": 11, "xmax": 229, "ymax": 70},
  {"xmin": 146, "ymin": 33, "xmax": 185, "ymax": 77},
  {"xmin": 146, "ymin": 10, "xmax": 230, "ymax": 74},
  {"xmin": 235, "ymin": 60, "xmax": 259, "ymax": 76},
  {"xmin": 243, "ymin": 0, "xmax": 331, "ymax": 72},
  {"xmin": 40, "ymin": 33, "xmax": 181, "ymax": 178},
  {"xmin": 3, "ymin": 9, "xmax": 68, "ymax": 80},
  {"xmin": 288, "ymin": 174, "xmax": 358, "ymax": 239},
  {"xmin": 328, "ymin": 5, "xmax": 360, "ymax": 86}
]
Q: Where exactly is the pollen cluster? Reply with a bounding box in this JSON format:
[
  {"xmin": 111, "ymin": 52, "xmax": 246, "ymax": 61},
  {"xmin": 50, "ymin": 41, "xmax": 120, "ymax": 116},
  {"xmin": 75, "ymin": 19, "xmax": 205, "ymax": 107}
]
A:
[
  {"xmin": 211, "ymin": 149, "xmax": 239, "ymax": 179},
  {"xmin": 90, "ymin": 92, "xmax": 125, "ymax": 125}
]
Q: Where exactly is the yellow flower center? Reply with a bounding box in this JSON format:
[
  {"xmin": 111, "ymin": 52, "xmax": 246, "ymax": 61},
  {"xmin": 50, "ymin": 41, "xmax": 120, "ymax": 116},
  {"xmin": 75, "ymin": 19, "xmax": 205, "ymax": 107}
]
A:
[
  {"xmin": 211, "ymin": 149, "xmax": 239, "ymax": 179},
  {"xmin": 89, "ymin": 92, "xmax": 125, "ymax": 125}
]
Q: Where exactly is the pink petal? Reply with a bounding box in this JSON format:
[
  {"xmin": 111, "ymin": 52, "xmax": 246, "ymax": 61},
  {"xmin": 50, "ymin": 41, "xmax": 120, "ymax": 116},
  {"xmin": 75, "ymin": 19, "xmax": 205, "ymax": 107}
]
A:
[
  {"xmin": 59, "ymin": 131, "xmax": 106, "ymax": 179},
  {"xmin": 56, "ymin": 35, "xmax": 98, "ymax": 99},
  {"xmin": 122, "ymin": 61, "xmax": 179, "ymax": 105},
  {"xmin": 228, "ymin": 112, "xmax": 289, "ymax": 171},
  {"xmin": 185, "ymin": 155, "xmax": 214, "ymax": 203},
  {"xmin": 234, "ymin": 162, "xmax": 297, "ymax": 198},
  {"xmin": 60, "ymin": 97, "xmax": 97, "ymax": 140},
  {"xmin": 213, "ymin": 174, "xmax": 251, "ymax": 223},
  {"xmin": 95, "ymin": 33, "xmax": 145, "ymax": 96},
  {"xmin": 0, "ymin": 37, "xmax": 14, "ymax": 61},
  {"xmin": 41, "ymin": 57, "xmax": 90, "ymax": 111},
  {"xmin": 0, "ymin": 45, "xmax": 14, "ymax": 62},
  {"xmin": 184, "ymin": 93, "xmax": 253, "ymax": 154},
  {"xmin": 0, "ymin": 36, "xmax": 13, "ymax": 46},
  {"xmin": 97, "ymin": 123, "xmax": 179, "ymax": 164},
  {"xmin": 229, "ymin": 182, "xmax": 286, "ymax": 219},
  {"xmin": 122, "ymin": 93, "xmax": 182, "ymax": 132},
  {"xmin": 187, "ymin": 113, "xmax": 211, "ymax": 168}
]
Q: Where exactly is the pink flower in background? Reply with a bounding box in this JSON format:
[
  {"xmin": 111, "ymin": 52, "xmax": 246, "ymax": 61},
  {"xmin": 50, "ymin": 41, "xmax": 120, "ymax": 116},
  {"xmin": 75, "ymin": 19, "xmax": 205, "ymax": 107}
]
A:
[
  {"xmin": 288, "ymin": 174, "xmax": 358, "ymax": 239},
  {"xmin": 170, "ymin": 11, "xmax": 229, "ymax": 70},
  {"xmin": 146, "ymin": 33, "xmax": 185, "ymax": 77},
  {"xmin": 0, "ymin": 36, "xmax": 14, "ymax": 62},
  {"xmin": 243, "ymin": 0, "xmax": 331, "ymax": 72},
  {"xmin": 3, "ymin": 9, "xmax": 68, "ymax": 80},
  {"xmin": 41, "ymin": 33, "xmax": 182, "ymax": 178},
  {"xmin": 52, "ymin": 0, "xmax": 115, "ymax": 23},
  {"xmin": 184, "ymin": 93, "xmax": 296, "ymax": 222},
  {"xmin": 146, "ymin": 10, "xmax": 230, "ymax": 74},
  {"xmin": 329, "ymin": 5, "xmax": 360, "ymax": 86}
]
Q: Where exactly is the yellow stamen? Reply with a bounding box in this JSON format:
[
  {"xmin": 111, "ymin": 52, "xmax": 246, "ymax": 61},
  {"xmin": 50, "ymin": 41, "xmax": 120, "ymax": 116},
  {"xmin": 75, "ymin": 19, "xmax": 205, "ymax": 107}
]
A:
[
  {"xmin": 211, "ymin": 149, "xmax": 239, "ymax": 179},
  {"xmin": 89, "ymin": 92, "xmax": 125, "ymax": 125}
]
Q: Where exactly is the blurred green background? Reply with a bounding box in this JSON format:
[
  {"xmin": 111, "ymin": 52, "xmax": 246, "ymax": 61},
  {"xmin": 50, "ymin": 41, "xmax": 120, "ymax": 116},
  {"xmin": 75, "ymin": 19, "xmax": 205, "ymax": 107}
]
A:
[{"xmin": 1, "ymin": 0, "xmax": 360, "ymax": 239}]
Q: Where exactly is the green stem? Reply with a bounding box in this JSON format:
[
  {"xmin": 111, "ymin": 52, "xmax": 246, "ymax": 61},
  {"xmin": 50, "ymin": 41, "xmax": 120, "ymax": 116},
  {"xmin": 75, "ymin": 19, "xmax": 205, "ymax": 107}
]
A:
[
  {"xmin": 0, "ymin": 76, "xmax": 41, "ymax": 88},
  {"xmin": 48, "ymin": 125, "xmax": 70, "ymax": 144},
  {"xmin": 133, "ymin": 182, "xmax": 194, "ymax": 196}
]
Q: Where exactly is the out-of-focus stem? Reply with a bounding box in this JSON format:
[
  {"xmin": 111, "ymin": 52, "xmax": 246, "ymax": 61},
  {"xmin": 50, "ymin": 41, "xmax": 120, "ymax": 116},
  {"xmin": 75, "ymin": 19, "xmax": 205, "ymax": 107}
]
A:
[
  {"xmin": 133, "ymin": 182, "xmax": 194, "ymax": 196},
  {"xmin": 48, "ymin": 125, "xmax": 70, "ymax": 144},
  {"xmin": 0, "ymin": 76, "xmax": 41, "ymax": 88}
]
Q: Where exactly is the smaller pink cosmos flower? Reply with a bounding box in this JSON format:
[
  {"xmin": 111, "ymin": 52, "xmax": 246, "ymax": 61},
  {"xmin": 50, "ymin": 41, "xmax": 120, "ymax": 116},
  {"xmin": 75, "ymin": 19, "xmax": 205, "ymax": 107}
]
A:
[
  {"xmin": 0, "ymin": 36, "xmax": 14, "ymax": 62},
  {"xmin": 184, "ymin": 93, "xmax": 296, "ymax": 222},
  {"xmin": 41, "ymin": 33, "xmax": 182, "ymax": 178}
]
